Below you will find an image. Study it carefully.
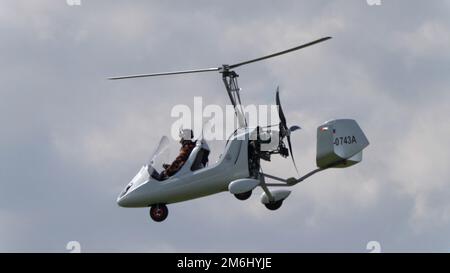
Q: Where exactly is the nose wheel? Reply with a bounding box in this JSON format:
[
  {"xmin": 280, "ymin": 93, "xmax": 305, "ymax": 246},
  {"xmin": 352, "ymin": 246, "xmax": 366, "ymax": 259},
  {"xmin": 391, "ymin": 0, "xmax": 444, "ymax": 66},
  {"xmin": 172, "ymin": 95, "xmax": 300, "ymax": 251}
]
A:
[{"xmin": 149, "ymin": 204, "xmax": 168, "ymax": 222}]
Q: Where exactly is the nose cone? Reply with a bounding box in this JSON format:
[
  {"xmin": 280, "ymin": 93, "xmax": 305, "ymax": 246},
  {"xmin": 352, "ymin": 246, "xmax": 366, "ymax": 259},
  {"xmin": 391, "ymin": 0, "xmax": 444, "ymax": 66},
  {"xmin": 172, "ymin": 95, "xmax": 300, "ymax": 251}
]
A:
[
  {"xmin": 117, "ymin": 194, "xmax": 129, "ymax": 207},
  {"xmin": 117, "ymin": 189, "xmax": 135, "ymax": 207},
  {"xmin": 117, "ymin": 186, "xmax": 143, "ymax": 208}
]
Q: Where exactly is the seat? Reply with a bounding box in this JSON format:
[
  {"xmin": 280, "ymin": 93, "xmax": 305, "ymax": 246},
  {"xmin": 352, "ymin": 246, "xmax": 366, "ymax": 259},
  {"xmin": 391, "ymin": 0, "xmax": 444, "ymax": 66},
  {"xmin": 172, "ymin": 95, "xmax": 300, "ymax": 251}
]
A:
[{"xmin": 191, "ymin": 148, "xmax": 210, "ymax": 171}]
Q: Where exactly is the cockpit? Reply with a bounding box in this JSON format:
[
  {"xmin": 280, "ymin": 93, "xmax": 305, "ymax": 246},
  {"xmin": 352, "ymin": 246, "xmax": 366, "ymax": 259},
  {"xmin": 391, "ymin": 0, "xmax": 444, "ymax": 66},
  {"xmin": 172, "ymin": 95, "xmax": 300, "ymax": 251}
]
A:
[
  {"xmin": 149, "ymin": 136, "xmax": 211, "ymax": 180},
  {"xmin": 119, "ymin": 136, "xmax": 211, "ymax": 197}
]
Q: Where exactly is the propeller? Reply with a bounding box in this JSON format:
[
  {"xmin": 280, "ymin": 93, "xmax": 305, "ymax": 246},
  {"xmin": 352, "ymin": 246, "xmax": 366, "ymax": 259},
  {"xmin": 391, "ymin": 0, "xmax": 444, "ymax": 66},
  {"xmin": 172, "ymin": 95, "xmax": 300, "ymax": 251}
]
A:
[
  {"xmin": 276, "ymin": 87, "xmax": 301, "ymax": 175},
  {"xmin": 108, "ymin": 37, "xmax": 332, "ymax": 80}
]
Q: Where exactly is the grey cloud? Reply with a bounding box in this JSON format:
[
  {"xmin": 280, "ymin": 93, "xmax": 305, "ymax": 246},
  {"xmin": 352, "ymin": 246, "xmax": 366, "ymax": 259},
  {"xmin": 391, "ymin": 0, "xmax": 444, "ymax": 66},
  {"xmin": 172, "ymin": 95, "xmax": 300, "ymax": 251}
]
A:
[{"xmin": 1, "ymin": 0, "xmax": 450, "ymax": 252}]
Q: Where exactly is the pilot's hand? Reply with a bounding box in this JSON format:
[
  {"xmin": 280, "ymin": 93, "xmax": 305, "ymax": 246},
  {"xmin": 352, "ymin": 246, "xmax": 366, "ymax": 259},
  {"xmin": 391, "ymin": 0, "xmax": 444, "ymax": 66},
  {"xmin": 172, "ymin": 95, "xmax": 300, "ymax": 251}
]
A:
[{"xmin": 163, "ymin": 163, "xmax": 170, "ymax": 169}]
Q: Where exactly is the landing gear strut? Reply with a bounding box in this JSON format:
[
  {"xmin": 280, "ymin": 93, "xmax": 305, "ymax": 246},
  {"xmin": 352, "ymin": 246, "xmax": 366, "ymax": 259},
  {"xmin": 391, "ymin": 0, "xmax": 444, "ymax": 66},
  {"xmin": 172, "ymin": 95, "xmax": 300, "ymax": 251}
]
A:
[{"xmin": 149, "ymin": 204, "xmax": 168, "ymax": 222}]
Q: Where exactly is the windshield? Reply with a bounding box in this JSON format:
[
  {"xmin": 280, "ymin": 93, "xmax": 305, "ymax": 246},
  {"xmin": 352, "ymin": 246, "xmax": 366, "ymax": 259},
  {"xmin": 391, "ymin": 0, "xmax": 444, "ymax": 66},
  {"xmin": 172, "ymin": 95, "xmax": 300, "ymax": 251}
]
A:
[
  {"xmin": 127, "ymin": 135, "xmax": 204, "ymax": 190},
  {"xmin": 121, "ymin": 136, "xmax": 174, "ymax": 196},
  {"xmin": 134, "ymin": 136, "xmax": 172, "ymax": 186},
  {"xmin": 146, "ymin": 135, "xmax": 171, "ymax": 170}
]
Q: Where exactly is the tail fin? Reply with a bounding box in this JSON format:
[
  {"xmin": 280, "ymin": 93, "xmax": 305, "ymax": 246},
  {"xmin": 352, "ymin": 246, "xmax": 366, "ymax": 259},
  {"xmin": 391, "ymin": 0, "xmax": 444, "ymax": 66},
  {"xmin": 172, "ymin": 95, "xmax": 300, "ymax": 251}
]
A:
[{"xmin": 316, "ymin": 119, "xmax": 369, "ymax": 169}]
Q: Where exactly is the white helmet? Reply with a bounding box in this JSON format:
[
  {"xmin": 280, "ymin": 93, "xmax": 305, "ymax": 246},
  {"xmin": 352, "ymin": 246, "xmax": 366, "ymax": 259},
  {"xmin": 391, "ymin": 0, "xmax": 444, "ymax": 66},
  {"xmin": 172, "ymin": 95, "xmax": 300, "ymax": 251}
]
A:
[{"xmin": 179, "ymin": 128, "xmax": 193, "ymax": 141}]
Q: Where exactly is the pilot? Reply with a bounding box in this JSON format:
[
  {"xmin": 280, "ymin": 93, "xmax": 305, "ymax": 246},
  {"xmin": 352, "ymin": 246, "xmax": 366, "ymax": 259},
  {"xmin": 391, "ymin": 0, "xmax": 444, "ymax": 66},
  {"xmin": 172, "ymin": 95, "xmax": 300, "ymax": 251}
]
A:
[{"xmin": 154, "ymin": 129, "xmax": 196, "ymax": 180}]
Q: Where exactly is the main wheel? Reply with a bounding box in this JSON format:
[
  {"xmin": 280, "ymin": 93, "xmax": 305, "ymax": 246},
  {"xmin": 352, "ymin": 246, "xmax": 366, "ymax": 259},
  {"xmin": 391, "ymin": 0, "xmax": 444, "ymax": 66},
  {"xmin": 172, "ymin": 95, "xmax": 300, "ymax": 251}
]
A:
[
  {"xmin": 234, "ymin": 190, "xmax": 252, "ymax": 201},
  {"xmin": 149, "ymin": 204, "xmax": 168, "ymax": 222},
  {"xmin": 265, "ymin": 200, "xmax": 283, "ymax": 211}
]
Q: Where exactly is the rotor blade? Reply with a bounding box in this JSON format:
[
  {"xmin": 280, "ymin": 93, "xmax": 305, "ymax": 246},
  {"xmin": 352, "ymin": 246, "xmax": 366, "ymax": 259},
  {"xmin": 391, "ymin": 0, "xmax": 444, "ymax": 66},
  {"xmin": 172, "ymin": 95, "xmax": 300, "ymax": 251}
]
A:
[
  {"xmin": 286, "ymin": 135, "xmax": 299, "ymax": 176},
  {"xmin": 108, "ymin": 67, "xmax": 220, "ymax": 80},
  {"xmin": 229, "ymin": 37, "xmax": 332, "ymax": 69},
  {"xmin": 275, "ymin": 87, "xmax": 287, "ymax": 130}
]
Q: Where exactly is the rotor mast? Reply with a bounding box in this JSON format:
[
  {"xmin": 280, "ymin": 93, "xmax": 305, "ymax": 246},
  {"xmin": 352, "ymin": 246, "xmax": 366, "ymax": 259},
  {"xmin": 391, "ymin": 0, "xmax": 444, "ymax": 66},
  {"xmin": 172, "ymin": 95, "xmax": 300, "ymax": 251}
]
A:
[{"xmin": 220, "ymin": 66, "xmax": 247, "ymax": 127}]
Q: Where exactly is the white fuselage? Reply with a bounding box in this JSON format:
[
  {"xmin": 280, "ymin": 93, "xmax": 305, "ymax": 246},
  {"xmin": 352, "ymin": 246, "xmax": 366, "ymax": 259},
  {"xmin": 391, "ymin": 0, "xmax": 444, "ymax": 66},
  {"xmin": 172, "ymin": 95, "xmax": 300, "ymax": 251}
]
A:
[{"xmin": 117, "ymin": 128, "xmax": 252, "ymax": 207}]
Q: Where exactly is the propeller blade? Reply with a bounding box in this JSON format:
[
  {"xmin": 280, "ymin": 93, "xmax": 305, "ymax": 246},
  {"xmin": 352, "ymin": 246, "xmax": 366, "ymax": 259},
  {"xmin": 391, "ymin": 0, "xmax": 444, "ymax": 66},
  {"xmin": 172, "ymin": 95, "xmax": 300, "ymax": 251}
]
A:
[
  {"xmin": 286, "ymin": 135, "xmax": 299, "ymax": 176},
  {"xmin": 108, "ymin": 67, "xmax": 220, "ymax": 80},
  {"xmin": 276, "ymin": 87, "xmax": 300, "ymax": 175},
  {"xmin": 275, "ymin": 87, "xmax": 287, "ymax": 132},
  {"xmin": 229, "ymin": 37, "xmax": 332, "ymax": 69}
]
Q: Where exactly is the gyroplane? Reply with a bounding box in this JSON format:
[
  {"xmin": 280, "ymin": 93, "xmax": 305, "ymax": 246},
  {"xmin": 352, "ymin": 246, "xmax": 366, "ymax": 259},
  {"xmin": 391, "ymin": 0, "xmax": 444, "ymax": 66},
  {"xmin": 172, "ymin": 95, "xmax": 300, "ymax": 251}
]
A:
[{"xmin": 110, "ymin": 37, "xmax": 369, "ymax": 222}]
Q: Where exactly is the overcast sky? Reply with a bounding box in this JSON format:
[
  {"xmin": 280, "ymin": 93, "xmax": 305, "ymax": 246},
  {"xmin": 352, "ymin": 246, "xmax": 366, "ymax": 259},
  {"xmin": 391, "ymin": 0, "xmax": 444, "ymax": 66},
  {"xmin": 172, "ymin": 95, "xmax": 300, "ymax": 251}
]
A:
[{"xmin": 1, "ymin": 0, "xmax": 450, "ymax": 252}]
